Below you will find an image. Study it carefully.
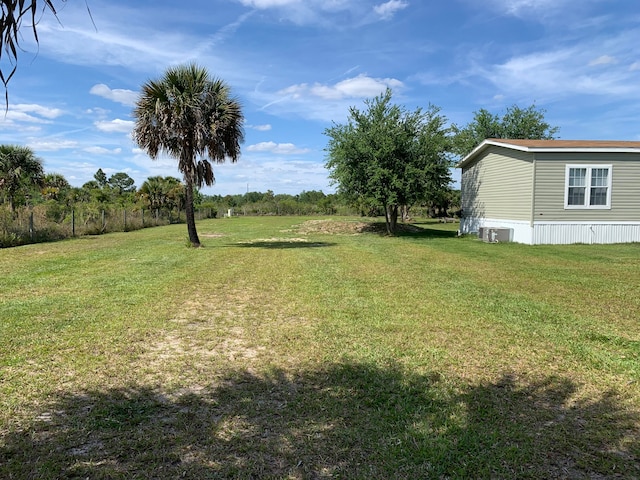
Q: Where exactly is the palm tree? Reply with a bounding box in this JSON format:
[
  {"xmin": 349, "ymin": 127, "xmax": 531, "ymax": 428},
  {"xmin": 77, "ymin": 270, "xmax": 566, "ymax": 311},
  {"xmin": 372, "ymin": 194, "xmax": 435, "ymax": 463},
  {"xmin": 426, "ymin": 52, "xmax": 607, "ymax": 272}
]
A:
[
  {"xmin": 0, "ymin": 1, "xmax": 58, "ymax": 100},
  {"xmin": 132, "ymin": 64, "xmax": 244, "ymax": 247},
  {"xmin": 0, "ymin": 144, "xmax": 44, "ymax": 213},
  {"xmin": 42, "ymin": 173, "xmax": 71, "ymax": 201},
  {"xmin": 138, "ymin": 175, "xmax": 183, "ymax": 214}
]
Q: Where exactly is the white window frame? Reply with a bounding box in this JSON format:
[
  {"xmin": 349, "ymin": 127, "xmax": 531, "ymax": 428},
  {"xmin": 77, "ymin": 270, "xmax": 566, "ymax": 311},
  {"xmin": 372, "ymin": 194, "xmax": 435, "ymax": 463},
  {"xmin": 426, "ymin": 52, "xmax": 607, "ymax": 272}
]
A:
[{"xmin": 564, "ymin": 164, "xmax": 612, "ymax": 209}]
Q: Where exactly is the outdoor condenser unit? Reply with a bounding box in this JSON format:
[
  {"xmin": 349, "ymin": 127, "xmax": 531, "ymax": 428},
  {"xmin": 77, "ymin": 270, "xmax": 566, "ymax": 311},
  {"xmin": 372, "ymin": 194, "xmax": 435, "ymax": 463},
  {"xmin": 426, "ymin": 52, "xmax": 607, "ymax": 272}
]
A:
[{"xmin": 483, "ymin": 227, "xmax": 512, "ymax": 243}]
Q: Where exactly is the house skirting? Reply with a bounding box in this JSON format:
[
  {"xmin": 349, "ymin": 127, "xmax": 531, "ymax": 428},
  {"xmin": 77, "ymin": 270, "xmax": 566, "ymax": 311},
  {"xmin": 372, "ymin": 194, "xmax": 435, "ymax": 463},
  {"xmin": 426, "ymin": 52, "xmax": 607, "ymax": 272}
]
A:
[{"xmin": 461, "ymin": 217, "xmax": 640, "ymax": 245}]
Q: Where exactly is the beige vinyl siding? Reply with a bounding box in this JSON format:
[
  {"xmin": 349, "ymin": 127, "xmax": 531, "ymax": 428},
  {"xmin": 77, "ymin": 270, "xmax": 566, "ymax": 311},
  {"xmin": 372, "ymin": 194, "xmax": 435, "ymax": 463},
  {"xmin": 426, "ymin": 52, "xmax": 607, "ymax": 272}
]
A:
[
  {"xmin": 533, "ymin": 152, "xmax": 640, "ymax": 221},
  {"xmin": 461, "ymin": 146, "xmax": 533, "ymax": 221}
]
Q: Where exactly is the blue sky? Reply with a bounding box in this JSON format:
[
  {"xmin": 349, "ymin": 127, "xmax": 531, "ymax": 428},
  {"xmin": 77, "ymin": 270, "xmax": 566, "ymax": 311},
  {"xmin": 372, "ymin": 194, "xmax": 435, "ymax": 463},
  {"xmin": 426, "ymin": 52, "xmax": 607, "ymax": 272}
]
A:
[{"xmin": 1, "ymin": 0, "xmax": 639, "ymax": 196}]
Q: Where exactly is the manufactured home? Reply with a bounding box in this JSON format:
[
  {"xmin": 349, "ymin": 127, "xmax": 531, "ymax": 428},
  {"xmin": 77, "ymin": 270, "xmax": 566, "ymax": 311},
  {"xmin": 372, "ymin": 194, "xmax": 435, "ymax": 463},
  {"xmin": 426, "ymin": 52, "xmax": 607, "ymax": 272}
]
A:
[{"xmin": 457, "ymin": 139, "xmax": 640, "ymax": 245}]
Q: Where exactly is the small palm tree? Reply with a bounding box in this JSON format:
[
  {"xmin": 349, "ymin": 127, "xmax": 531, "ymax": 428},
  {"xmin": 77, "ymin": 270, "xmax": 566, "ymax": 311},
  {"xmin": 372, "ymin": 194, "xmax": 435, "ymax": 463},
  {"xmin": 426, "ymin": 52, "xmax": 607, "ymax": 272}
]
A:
[
  {"xmin": 0, "ymin": 144, "xmax": 44, "ymax": 213},
  {"xmin": 138, "ymin": 175, "xmax": 183, "ymax": 214},
  {"xmin": 42, "ymin": 173, "xmax": 71, "ymax": 201},
  {"xmin": 132, "ymin": 64, "xmax": 244, "ymax": 247}
]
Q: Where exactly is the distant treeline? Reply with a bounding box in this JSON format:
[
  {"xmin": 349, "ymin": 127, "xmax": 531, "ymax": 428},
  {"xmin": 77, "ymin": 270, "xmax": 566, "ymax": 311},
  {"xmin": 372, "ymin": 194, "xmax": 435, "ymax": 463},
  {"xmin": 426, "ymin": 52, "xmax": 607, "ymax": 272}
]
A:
[{"xmin": 1, "ymin": 164, "xmax": 460, "ymax": 248}]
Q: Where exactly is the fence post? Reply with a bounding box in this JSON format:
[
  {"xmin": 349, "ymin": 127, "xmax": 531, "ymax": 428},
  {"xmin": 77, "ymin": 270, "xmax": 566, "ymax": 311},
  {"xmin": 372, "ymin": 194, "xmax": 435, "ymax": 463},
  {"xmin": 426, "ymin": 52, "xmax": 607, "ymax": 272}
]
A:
[
  {"xmin": 29, "ymin": 211, "xmax": 34, "ymax": 242},
  {"xmin": 102, "ymin": 210, "xmax": 106, "ymax": 232},
  {"xmin": 72, "ymin": 209, "xmax": 76, "ymax": 237},
  {"xmin": 123, "ymin": 209, "xmax": 127, "ymax": 232},
  {"xmin": 141, "ymin": 209, "xmax": 144, "ymax": 228}
]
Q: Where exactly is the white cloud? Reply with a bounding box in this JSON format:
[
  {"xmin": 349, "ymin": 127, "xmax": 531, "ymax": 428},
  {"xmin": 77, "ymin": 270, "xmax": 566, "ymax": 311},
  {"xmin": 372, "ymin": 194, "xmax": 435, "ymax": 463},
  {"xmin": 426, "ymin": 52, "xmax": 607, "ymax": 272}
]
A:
[
  {"xmin": 90, "ymin": 84, "xmax": 138, "ymax": 106},
  {"xmin": 0, "ymin": 121, "xmax": 41, "ymax": 133},
  {"xmin": 252, "ymin": 74, "xmax": 406, "ymax": 122},
  {"xmin": 94, "ymin": 119, "xmax": 135, "ymax": 133},
  {"xmin": 280, "ymin": 74, "xmax": 404, "ymax": 100},
  {"xmin": 0, "ymin": 111, "xmax": 50, "ymax": 125},
  {"xmin": 485, "ymin": 0, "xmax": 580, "ymax": 18},
  {"xmin": 246, "ymin": 141, "xmax": 310, "ymax": 154},
  {"xmin": 238, "ymin": 0, "xmax": 300, "ymax": 8},
  {"xmin": 246, "ymin": 123, "xmax": 272, "ymax": 131},
  {"xmin": 84, "ymin": 146, "xmax": 123, "ymax": 155},
  {"xmin": 0, "ymin": 103, "xmax": 64, "ymax": 127},
  {"xmin": 630, "ymin": 62, "xmax": 640, "ymax": 71},
  {"xmin": 589, "ymin": 55, "xmax": 617, "ymax": 66},
  {"xmin": 199, "ymin": 156, "xmax": 333, "ymax": 196},
  {"xmin": 468, "ymin": 29, "xmax": 640, "ymax": 102},
  {"xmin": 235, "ymin": 0, "xmax": 394, "ymax": 26},
  {"xmin": 27, "ymin": 139, "xmax": 79, "ymax": 151},
  {"xmin": 373, "ymin": 1, "xmax": 409, "ymax": 20},
  {"xmin": 11, "ymin": 104, "xmax": 64, "ymax": 119},
  {"xmin": 86, "ymin": 107, "xmax": 112, "ymax": 117}
]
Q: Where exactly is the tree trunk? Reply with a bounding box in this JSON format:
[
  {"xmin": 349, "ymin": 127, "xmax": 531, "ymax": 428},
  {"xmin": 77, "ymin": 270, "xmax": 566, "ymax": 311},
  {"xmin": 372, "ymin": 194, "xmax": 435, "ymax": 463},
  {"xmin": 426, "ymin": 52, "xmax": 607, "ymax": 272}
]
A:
[
  {"xmin": 401, "ymin": 205, "xmax": 411, "ymax": 222},
  {"xmin": 184, "ymin": 175, "xmax": 201, "ymax": 247},
  {"xmin": 385, "ymin": 203, "xmax": 398, "ymax": 235}
]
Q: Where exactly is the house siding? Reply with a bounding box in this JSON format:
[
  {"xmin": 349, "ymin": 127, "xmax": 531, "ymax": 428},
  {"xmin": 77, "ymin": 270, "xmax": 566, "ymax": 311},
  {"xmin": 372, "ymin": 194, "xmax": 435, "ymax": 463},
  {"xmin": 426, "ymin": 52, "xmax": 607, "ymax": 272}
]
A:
[
  {"xmin": 461, "ymin": 146, "xmax": 533, "ymax": 226},
  {"xmin": 533, "ymin": 222, "xmax": 640, "ymax": 244},
  {"xmin": 533, "ymin": 152, "xmax": 640, "ymax": 222}
]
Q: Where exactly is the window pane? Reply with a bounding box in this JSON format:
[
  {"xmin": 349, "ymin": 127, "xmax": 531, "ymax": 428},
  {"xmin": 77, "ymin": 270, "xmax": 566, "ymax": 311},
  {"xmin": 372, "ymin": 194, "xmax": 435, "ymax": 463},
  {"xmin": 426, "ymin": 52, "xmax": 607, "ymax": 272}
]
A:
[
  {"xmin": 591, "ymin": 168, "xmax": 608, "ymax": 187},
  {"xmin": 569, "ymin": 168, "xmax": 586, "ymax": 187},
  {"xmin": 568, "ymin": 187, "xmax": 585, "ymax": 205},
  {"xmin": 590, "ymin": 187, "xmax": 608, "ymax": 205}
]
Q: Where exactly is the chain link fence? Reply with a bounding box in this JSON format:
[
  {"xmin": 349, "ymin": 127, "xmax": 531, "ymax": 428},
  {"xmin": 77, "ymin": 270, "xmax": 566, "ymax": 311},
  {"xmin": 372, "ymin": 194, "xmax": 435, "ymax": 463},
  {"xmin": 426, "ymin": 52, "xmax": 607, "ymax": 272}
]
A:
[{"xmin": 0, "ymin": 204, "xmax": 216, "ymax": 248}]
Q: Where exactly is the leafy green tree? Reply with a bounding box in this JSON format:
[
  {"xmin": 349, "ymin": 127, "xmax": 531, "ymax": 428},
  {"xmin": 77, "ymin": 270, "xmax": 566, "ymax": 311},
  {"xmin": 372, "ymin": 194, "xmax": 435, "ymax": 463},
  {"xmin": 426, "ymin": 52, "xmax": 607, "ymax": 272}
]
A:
[
  {"xmin": 82, "ymin": 180, "xmax": 100, "ymax": 191},
  {"xmin": 108, "ymin": 172, "xmax": 136, "ymax": 195},
  {"xmin": 0, "ymin": 144, "xmax": 44, "ymax": 212},
  {"xmin": 244, "ymin": 191, "xmax": 264, "ymax": 203},
  {"xmin": 94, "ymin": 168, "xmax": 108, "ymax": 188},
  {"xmin": 133, "ymin": 63, "xmax": 244, "ymax": 247},
  {"xmin": 298, "ymin": 190, "xmax": 326, "ymax": 205},
  {"xmin": 317, "ymin": 196, "xmax": 336, "ymax": 215},
  {"xmin": 81, "ymin": 180, "xmax": 111, "ymax": 204},
  {"xmin": 324, "ymin": 89, "xmax": 452, "ymax": 234},
  {"xmin": 452, "ymin": 104, "xmax": 559, "ymax": 158}
]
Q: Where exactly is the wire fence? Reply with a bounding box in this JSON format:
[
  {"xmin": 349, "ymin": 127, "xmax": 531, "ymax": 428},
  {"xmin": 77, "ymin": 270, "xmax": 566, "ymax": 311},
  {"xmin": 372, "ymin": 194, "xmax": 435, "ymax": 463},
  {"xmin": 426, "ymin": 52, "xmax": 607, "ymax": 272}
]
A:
[{"xmin": 0, "ymin": 204, "xmax": 216, "ymax": 248}]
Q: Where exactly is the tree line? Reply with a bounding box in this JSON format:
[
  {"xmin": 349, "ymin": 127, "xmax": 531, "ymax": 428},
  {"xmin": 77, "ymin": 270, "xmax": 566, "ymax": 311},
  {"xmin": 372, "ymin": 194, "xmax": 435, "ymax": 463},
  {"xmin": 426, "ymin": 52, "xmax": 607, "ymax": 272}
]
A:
[{"xmin": 0, "ymin": 150, "xmax": 458, "ymax": 226}]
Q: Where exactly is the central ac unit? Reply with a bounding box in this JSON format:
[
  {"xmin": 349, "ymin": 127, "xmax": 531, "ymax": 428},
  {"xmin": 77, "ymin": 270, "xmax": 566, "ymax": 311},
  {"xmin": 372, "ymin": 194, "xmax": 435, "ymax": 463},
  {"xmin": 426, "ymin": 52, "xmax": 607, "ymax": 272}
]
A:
[{"xmin": 483, "ymin": 227, "xmax": 512, "ymax": 243}]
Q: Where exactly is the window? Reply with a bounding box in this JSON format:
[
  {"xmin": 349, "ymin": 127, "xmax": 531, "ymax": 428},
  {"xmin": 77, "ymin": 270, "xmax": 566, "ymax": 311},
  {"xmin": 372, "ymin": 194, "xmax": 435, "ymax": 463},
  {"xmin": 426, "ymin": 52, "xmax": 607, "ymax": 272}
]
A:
[{"xmin": 564, "ymin": 164, "xmax": 612, "ymax": 209}]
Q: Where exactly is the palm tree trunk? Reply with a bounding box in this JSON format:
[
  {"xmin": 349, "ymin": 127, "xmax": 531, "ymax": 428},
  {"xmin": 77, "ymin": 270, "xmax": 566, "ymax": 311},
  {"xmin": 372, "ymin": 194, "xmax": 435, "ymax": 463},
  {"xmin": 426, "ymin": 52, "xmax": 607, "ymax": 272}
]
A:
[{"xmin": 183, "ymin": 175, "xmax": 201, "ymax": 247}]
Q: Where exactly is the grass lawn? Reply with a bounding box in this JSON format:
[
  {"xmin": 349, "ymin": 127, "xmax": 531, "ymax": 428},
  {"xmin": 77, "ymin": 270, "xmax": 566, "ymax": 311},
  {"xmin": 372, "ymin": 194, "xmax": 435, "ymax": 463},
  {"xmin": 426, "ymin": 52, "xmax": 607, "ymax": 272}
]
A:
[{"xmin": 1, "ymin": 216, "xmax": 639, "ymax": 479}]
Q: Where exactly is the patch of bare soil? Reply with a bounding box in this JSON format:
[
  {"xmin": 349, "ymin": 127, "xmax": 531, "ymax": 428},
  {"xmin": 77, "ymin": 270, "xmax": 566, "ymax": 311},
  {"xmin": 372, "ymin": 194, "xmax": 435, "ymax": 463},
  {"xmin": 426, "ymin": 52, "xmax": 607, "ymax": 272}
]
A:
[
  {"xmin": 295, "ymin": 219, "xmax": 423, "ymax": 235},
  {"xmin": 241, "ymin": 237, "xmax": 309, "ymax": 243}
]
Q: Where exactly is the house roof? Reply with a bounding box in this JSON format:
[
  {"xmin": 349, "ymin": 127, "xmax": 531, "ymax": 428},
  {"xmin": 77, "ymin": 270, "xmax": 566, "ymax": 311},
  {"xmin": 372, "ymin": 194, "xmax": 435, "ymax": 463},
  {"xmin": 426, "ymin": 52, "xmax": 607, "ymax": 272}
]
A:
[{"xmin": 456, "ymin": 138, "xmax": 640, "ymax": 168}]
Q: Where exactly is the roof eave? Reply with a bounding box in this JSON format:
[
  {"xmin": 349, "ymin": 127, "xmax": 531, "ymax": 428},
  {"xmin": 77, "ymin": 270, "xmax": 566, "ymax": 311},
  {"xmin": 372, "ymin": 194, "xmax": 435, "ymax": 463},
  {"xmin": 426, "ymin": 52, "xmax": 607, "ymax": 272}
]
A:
[
  {"xmin": 455, "ymin": 139, "xmax": 640, "ymax": 169},
  {"xmin": 455, "ymin": 139, "xmax": 524, "ymax": 169}
]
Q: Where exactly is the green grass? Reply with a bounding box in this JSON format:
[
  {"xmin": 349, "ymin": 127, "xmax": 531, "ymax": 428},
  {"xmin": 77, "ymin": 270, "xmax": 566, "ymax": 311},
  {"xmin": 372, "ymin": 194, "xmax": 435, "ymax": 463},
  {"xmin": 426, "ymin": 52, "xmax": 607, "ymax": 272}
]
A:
[{"xmin": 1, "ymin": 216, "xmax": 639, "ymax": 479}]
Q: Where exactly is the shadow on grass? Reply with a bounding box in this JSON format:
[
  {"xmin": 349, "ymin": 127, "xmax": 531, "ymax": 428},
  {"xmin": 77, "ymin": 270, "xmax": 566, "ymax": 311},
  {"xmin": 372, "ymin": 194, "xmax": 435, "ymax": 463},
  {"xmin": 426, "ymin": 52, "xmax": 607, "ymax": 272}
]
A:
[
  {"xmin": 234, "ymin": 240, "xmax": 337, "ymax": 249},
  {"xmin": 355, "ymin": 221, "xmax": 458, "ymax": 239},
  {"xmin": 395, "ymin": 226, "xmax": 458, "ymax": 239},
  {"xmin": 2, "ymin": 364, "xmax": 638, "ymax": 479}
]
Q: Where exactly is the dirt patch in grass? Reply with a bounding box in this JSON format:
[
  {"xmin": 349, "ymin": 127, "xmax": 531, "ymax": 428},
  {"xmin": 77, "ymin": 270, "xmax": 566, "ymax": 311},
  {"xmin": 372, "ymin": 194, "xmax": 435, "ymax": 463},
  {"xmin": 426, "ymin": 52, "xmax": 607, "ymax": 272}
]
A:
[
  {"xmin": 295, "ymin": 219, "xmax": 423, "ymax": 235},
  {"xmin": 242, "ymin": 237, "xmax": 309, "ymax": 243}
]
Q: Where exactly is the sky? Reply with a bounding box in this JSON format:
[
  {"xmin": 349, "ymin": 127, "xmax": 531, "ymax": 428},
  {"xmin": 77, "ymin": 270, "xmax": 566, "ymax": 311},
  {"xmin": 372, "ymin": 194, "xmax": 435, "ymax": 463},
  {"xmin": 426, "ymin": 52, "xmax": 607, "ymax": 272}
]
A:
[{"xmin": 1, "ymin": 0, "xmax": 639, "ymax": 196}]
